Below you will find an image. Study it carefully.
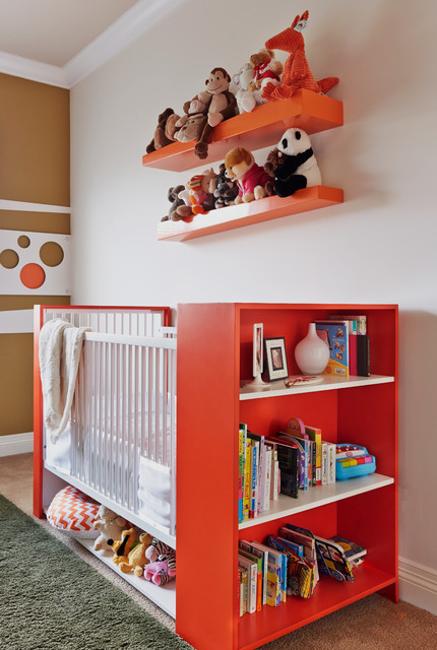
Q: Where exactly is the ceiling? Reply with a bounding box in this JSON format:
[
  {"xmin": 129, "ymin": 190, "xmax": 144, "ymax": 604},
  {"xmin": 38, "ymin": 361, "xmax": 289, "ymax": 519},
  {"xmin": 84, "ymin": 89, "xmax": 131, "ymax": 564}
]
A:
[{"xmin": 0, "ymin": 0, "xmax": 137, "ymax": 66}]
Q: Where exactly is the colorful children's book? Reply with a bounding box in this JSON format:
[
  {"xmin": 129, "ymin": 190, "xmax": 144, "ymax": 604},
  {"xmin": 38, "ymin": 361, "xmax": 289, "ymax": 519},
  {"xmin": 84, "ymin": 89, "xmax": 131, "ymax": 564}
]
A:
[
  {"xmin": 238, "ymin": 424, "xmax": 247, "ymax": 523},
  {"xmin": 243, "ymin": 437, "xmax": 252, "ymax": 521},
  {"xmin": 314, "ymin": 535, "xmax": 354, "ymax": 582},
  {"xmin": 250, "ymin": 542, "xmax": 283, "ymax": 607},
  {"xmin": 315, "ymin": 321, "xmax": 349, "ymax": 377},
  {"xmin": 330, "ymin": 536, "xmax": 367, "ymax": 563}
]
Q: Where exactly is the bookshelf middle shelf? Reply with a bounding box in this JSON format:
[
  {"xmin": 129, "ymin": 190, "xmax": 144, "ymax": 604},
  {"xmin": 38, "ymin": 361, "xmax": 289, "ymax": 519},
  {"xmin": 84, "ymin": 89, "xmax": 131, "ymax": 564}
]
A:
[
  {"xmin": 238, "ymin": 473, "xmax": 394, "ymax": 530},
  {"xmin": 240, "ymin": 374, "xmax": 395, "ymax": 401}
]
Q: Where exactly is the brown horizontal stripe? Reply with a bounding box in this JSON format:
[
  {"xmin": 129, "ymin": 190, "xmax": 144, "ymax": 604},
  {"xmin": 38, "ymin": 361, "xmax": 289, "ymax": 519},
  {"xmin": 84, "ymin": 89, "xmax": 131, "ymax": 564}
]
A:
[
  {"xmin": 0, "ymin": 210, "xmax": 70, "ymax": 234},
  {"xmin": 0, "ymin": 295, "xmax": 70, "ymax": 311}
]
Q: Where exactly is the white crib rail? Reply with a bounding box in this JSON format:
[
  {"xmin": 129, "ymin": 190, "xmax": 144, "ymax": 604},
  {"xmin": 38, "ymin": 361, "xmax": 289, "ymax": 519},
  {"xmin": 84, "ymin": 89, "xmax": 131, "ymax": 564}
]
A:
[
  {"xmin": 42, "ymin": 307, "xmax": 177, "ymax": 547},
  {"xmin": 70, "ymin": 331, "xmax": 177, "ymax": 540}
]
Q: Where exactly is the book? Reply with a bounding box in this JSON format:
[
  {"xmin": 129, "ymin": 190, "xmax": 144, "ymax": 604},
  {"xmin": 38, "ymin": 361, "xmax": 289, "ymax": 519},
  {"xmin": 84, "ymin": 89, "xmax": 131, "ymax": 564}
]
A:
[
  {"xmin": 266, "ymin": 535, "xmax": 312, "ymax": 599},
  {"xmin": 240, "ymin": 541, "xmax": 269, "ymax": 607},
  {"xmin": 305, "ymin": 425, "xmax": 322, "ymax": 486},
  {"xmin": 249, "ymin": 438, "xmax": 259, "ymax": 518},
  {"xmin": 321, "ymin": 442, "xmax": 328, "ymax": 486},
  {"xmin": 330, "ymin": 536, "xmax": 367, "ymax": 563},
  {"xmin": 239, "ymin": 567, "xmax": 248, "ymax": 616},
  {"xmin": 281, "ymin": 523, "xmax": 319, "ymax": 595},
  {"xmin": 243, "ymin": 437, "xmax": 252, "ymax": 521},
  {"xmin": 238, "ymin": 554, "xmax": 258, "ymax": 613},
  {"xmin": 314, "ymin": 535, "xmax": 354, "ymax": 582},
  {"xmin": 357, "ymin": 334, "xmax": 370, "ymax": 376},
  {"xmin": 330, "ymin": 314, "xmax": 367, "ymax": 336},
  {"xmin": 250, "ymin": 542, "xmax": 283, "ymax": 607},
  {"xmin": 328, "ymin": 442, "xmax": 336, "ymax": 484},
  {"xmin": 239, "ymin": 546, "xmax": 263, "ymax": 612},
  {"xmin": 315, "ymin": 321, "xmax": 349, "ymax": 377},
  {"xmin": 268, "ymin": 436, "xmax": 299, "ymax": 498},
  {"xmin": 238, "ymin": 424, "xmax": 247, "ymax": 523}
]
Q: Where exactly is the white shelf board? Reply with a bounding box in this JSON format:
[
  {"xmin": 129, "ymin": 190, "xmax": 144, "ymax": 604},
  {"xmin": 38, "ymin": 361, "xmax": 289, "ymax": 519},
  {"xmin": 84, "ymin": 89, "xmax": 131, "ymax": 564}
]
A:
[
  {"xmin": 76, "ymin": 537, "xmax": 176, "ymax": 618},
  {"xmin": 238, "ymin": 473, "xmax": 395, "ymax": 530},
  {"xmin": 44, "ymin": 463, "xmax": 176, "ymax": 549},
  {"xmin": 240, "ymin": 374, "xmax": 395, "ymax": 401}
]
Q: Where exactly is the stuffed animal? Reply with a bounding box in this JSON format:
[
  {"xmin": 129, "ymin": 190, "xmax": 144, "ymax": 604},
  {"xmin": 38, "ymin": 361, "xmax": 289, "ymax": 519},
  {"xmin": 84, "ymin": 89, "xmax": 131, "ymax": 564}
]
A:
[
  {"xmin": 108, "ymin": 527, "xmax": 139, "ymax": 565},
  {"xmin": 161, "ymin": 185, "xmax": 193, "ymax": 223},
  {"xmin": 250, "ymin": 49, "xmax": 282, "ymax": 97},
  {"xmin": 146, "ymin": 108, "xmax": 180, "ymax": 153},
  {"xmin": 213, "ymin": 163, "xmax": 239, "ymax": 209},
  {"xmin": 173, "ymin": 113, "xmax": 205, "ymax": 144},
  {"xmin": 224, "ymin": 147, "xmax": 273, "ymax": 203},
  {"xmin": 182, "ymin": 68, "xmax": 237, "ymax": 159},
  {"xmin": 179, "ymin": 169, "xmax": 217, "ymax": 216},
  {"xmin": 93, "ymin": 506, "xmax": 127, "ymax": 553},
  {"xmin": 264, "ymin": 147, "xmax": 282, "ymax": 178},
  {"xmin": 272, "ymin": 128, "xmax": 321, "ymax": 197},
  {"xmin": 263, "ymin": 10, "xmax": 339, "ymax": 100},
  {"xmin": 143, "ymin": 538, "xmax": 176, "ymax": 586},
  {"xmin": 119, "ymin": 532, "xmax": 153, "ymax": 577},
  {"xmin": 229, "ymin": 62, "xmax": 257, "ymax": 114}
]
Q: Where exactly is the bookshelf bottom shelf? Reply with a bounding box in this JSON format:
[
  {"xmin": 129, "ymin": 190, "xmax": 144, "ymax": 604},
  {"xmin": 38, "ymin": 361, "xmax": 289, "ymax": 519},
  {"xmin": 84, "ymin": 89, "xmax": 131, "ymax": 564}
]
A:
[{"xmin": 238, "ymin": 564, "xmax": 396, "ymax": 650}]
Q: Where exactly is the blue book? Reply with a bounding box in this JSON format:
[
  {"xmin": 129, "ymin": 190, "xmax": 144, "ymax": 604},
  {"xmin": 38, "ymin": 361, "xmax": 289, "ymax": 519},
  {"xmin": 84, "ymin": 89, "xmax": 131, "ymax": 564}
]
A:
[{"xmin": 315, "ymin": 320, "xmax": 349, "ymax": 377}]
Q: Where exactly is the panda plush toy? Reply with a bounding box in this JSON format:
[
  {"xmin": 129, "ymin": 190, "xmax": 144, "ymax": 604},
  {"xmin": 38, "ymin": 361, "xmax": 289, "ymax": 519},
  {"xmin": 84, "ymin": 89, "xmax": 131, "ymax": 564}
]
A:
[{"xmin": 273, "ymin": 128, "xmax": 321, "ymax": 197}]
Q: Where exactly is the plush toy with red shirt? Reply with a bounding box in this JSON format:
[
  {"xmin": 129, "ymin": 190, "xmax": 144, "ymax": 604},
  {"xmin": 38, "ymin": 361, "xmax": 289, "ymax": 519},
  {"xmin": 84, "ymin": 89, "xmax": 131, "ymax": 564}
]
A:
[{"xmin": 224, "ymin": 147, "xmax": 273, "ymax": 203}]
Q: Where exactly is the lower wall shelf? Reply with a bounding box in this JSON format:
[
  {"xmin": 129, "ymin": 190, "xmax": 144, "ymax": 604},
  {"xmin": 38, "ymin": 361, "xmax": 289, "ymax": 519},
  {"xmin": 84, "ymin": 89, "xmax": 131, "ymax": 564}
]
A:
[
  {"xmin": 157, "ymin": 186, "xmax": 343, "ymax": 242},
  {"xmin": 76, "ymin": 537, "xmax": 176, "ymax": 618},
  {"xmin": 238, "ymin": 563, "xmax": 396, "ymax": 650}
]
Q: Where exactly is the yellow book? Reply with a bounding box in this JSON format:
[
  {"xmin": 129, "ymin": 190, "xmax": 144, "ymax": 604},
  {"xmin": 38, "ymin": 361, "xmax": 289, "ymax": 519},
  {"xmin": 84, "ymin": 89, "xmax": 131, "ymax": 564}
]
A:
[{"xmin": 243, "ymin": 439, "xmax": 252, "ymax": 521}]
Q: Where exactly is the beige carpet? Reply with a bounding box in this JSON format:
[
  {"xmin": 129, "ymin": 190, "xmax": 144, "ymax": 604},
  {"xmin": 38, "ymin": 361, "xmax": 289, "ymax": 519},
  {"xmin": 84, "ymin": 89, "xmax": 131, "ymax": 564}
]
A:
[{"xmin": 1, "ymin": 454, "xmax": 436, "ymax": 650}]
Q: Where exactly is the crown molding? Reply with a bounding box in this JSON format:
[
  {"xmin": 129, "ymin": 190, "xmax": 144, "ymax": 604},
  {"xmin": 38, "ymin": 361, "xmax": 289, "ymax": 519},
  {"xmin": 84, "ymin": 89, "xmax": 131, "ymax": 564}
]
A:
[
  {"xmin": 0, "ymin": 0, "xmax": 184, "ymax": 89},
  {"xmin": 0, "ymin": 50, "xmax": 68, "ymax": 88}
]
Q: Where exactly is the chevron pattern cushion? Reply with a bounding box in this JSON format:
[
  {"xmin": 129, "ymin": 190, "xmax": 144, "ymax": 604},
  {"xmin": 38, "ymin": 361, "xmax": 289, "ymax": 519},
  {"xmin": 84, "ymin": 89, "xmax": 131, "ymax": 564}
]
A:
[{"xmin": 47, "ymin": 486, "xmax": 99, "ymax": 538}]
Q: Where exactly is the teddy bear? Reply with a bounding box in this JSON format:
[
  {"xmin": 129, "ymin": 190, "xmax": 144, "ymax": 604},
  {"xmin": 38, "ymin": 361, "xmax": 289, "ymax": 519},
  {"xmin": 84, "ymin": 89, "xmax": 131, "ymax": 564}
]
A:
[
  {"xmin": 143, "ymin": 538, "xmax": 176, "ymax": 586},
  {"xmin": 181, "ymin": 68, "xmax": 237, "ymax": 159},
  {"xmin": 108, "ymin": 527, "xmax": 139, "ymax": 565},
  {"xmin": 146, "ymin": 108, "xmax": 180, "ymax": 154},
  {"xmin": 224, "ymin": 147, "xmax": 273, "ymax": 203},
  {"xmin": 119, "ymin": 531, "xmax": 153, "ymax": 577},
  {"xmin": 178, "ymin": 169, "xmax": 217, "ymax": 216},
  {"xmin": 264, "ymin": 147, "xmax": 282, "ymax": 178},
  {"xmin": 250, "ymin": 49, "xmax": 282, "ymax": 97},
  {"xmin": 92, "ymin": 506, "xmax": 127, "ymax": 553},
  {"xmin": 213, "ymin": 163, "xmax": 239, "ymax": 208},
  {"xmin": 272, "ymin": 128, "xmax": 321, "ymax": 197},
  {"xmin": 161, "ymin": 185, "xmax": 194, "ymax": 223},
  {"xmin": 229, "ymin": 62, "xmax": 258, "ymax": 114}
]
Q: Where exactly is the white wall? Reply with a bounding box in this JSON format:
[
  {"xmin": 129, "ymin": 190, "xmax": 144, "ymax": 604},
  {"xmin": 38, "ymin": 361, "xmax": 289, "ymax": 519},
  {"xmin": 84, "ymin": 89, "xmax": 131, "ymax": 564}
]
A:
[{"xmin": 71, "ymin": 0, "xmax": 437, "ymax": 610}]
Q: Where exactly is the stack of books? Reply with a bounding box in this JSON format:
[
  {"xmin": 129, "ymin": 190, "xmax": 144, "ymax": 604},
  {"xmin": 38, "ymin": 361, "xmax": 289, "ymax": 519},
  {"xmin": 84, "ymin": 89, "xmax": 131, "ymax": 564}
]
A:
[
  {"xmin": 238, "ymin": 418, "xmax": 338, "ymax": 524},
  {"xmin": 239, "ymin": 527, "xmax": 366, "ymax": 616},
  {"xmin": 238, "ymin": 424, "xmax": 281, "ymax": 523},
  {"xmin": 315, "ymin": 314, "xmax": 370, "ymax": 377}
]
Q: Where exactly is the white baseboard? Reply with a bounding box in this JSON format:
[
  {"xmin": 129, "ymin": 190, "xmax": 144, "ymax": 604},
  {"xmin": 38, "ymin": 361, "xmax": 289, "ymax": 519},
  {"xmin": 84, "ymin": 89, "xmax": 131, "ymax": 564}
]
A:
[
  {"xmin": 399, "ymin": 556, "xmax": 437, "ymax": 615},
  {"xmin": 0, "ymin": 432, "xmax": 33, "ymax": 457}
]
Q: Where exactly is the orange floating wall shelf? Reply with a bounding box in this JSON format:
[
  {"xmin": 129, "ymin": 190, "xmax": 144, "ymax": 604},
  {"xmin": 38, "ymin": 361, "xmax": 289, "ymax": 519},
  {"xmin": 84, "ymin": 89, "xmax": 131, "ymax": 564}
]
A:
[
  {"xmin": 143, "ymin": 90, "xmax": 343, "ymax": 172},
  {"xmin": 158, "ymin": 186, "xmax": 343, "ymax": 242}
]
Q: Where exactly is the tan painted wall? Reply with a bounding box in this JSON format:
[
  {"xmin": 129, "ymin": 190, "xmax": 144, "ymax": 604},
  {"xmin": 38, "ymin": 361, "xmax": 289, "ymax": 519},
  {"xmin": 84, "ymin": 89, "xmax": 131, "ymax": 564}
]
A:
[{"xmin": 0, "ymin": 73, "xmax": 70, "ymax": 437}]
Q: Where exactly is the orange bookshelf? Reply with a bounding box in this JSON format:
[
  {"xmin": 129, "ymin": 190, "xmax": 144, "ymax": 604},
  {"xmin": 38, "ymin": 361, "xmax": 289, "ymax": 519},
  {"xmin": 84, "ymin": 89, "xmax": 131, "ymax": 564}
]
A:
[
  {"xmin": 177, "ymin": 303, "xmax": 398, "ymax": 650},
  {"xmin": 157, "ymin": 186, "xmax": 343, "ymax": 241},
  {"xmin": 143, "ymin": 90, "xmax": 343, "ymax": 172}
]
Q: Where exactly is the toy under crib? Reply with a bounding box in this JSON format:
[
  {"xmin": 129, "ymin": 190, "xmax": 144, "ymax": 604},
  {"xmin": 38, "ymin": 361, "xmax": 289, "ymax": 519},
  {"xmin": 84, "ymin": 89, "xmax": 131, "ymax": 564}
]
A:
[{"xmin": 34, "ymin": 305, "xmax": 177, "ymax": 616}]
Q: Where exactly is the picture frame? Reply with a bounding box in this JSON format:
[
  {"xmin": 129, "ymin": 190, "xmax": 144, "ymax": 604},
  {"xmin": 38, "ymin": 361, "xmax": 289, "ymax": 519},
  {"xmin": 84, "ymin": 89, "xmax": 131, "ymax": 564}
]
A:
[
  {"xmin": 253, "ymin": 323, "xmax": 264, "ymax": 378},
  {"xmin": 264, "ymin": 337, "xmax": 289, "ymax": 381}
]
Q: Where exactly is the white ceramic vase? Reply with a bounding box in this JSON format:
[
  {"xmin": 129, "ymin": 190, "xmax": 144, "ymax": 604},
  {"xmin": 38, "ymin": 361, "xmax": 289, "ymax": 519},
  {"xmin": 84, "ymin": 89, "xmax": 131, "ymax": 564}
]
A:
[{"xmin": 294, "ymin": 323, "xmax": 330, "ymax": 375}]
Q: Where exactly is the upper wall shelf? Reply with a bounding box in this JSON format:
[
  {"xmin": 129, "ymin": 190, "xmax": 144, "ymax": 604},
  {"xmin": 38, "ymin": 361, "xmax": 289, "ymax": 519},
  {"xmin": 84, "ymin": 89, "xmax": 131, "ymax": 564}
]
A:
[{"xmin": 142, "ymin": 90, "xmax": 343, "ymax": 172}]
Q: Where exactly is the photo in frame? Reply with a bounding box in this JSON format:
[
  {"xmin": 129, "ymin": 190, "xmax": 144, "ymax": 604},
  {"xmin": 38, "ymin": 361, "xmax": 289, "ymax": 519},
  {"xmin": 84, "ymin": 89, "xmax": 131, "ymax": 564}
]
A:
[{"xmin": 264, "ymin": 337, "xmax": 289, "ymax": 381}]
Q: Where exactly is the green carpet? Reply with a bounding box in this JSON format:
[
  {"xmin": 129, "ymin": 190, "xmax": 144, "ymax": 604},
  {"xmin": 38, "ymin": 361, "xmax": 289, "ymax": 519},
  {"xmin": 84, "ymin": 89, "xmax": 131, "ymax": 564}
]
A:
[{"xmin": 0, "ymin": 494, "xmax": 190, "ymax": 650}]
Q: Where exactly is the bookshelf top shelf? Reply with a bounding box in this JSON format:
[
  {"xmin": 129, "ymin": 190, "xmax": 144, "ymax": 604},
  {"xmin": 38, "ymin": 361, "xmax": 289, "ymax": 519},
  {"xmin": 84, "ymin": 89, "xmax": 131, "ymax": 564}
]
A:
[
  {"xmin": 238, "ymin": 473, "xmax": 394, "ymax": 530},
  {"xmin": 240, "ymin": 374, "xmax": 395, "ymax": 401},
  {"xmin": 142, "ymin": 90, "xmax": 343, "ymax": 171}
]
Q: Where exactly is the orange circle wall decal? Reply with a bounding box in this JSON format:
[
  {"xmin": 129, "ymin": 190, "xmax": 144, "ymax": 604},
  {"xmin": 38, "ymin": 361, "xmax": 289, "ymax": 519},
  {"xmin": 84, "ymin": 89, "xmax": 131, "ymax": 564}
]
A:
[
  {"xmin": 18, "ymin": 235, "xmax": 30, "ymax": 248},
  {"xmin": 0, "ymin": 249, "xmax": 19, "ymax": 269},
  {"xmin": 40, "ymin": 241, "xmax": 64, "ymax": 267},
  {"xmin": 20, "ymin": 263, "xmax": 46, "ymax": 289}
]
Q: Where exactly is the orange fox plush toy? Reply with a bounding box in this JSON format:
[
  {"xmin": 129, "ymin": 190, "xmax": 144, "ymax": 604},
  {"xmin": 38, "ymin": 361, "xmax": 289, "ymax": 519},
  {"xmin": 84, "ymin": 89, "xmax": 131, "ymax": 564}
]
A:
[{"xmin": 263, "ymin": 10, "xmax": 339, "ymax": 100}]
